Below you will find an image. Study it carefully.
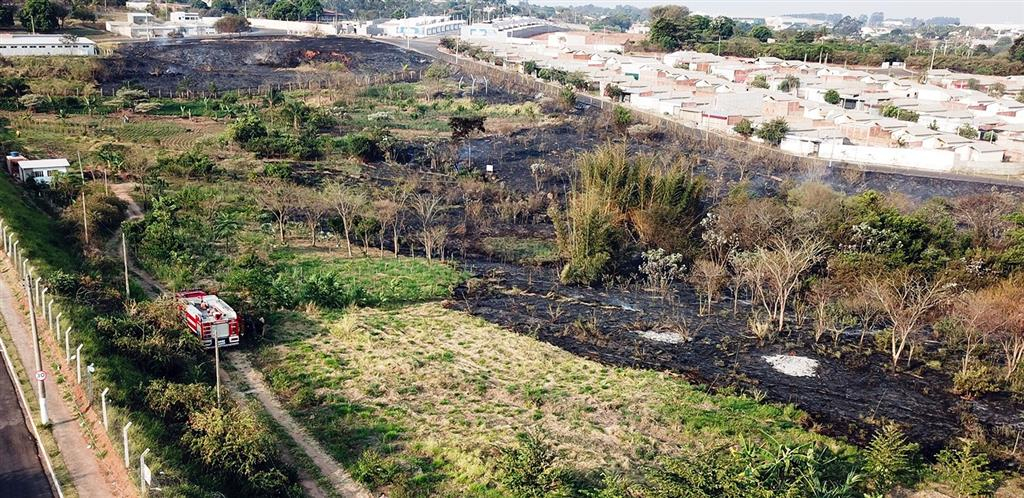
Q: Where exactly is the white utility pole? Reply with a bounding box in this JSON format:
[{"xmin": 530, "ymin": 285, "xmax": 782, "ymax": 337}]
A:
[
  {"xmin": 25, "ymin": 272, "xmax": 47, "ymax": 425},
  {"xmin": 213, "ymin": 333, "xmax": 221, "ymax": 408}
]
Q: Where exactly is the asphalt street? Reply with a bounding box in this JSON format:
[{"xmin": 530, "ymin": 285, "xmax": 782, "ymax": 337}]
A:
[{"xmin": 0, "ymin": 356, "xmax": 53, "ymax": 498}]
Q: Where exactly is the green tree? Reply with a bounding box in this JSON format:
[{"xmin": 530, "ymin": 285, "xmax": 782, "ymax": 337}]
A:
[
  {"xmin": 1010, "ymin": 34, "xmax": 1024, "ymax": 63},
  {"xmin": 733, "ymin": 118, "xmax": 754, "ymax": 137},
  {"xmin": 0, "ymin": 5, "xmax": 16, "ymax": 26},
  {"xmin": 749, "ymin": 74, "xmax": 769, "ymax": 89},
  {"xmin": 750, "ymin": 25, "xmax": 772, "ymax": 42},
  {"xmin": 824, "ymin": 89, "xmax": 841, "ymax": 104},
  {"xmin": 0, "ymin": 77, "xmax": 29, "ymax": 99},
  {"xmin": 213, "ymin": 14, "xmax": 249, "ymax": 33},
  {"xmin": 756, "ymin": 118, "xmax": 790, "ymax": 146},
  {"xmin": 18, "ymin": 0, "xmax": 61, "ymax": 33},
  {"xmin": 230, "ymin": 113, "xmax": 268, "ymax": 144},
  {"xmin": 558, "ymin": 85, "xmax": 577, "ymax": 111},
  {"xmin": 649, "ymin": 16, "xmax": 683, "ymax": 50},
  {"xmin": 649, "ymin": 4, "xmax": 689, "ymax": 22},
  {"xmin": 777, "ymin": 75, "xmax": 800, "ymax": 93},
  {"xmin": 957, "ymin": 123, "xmax": 979, "ymax": 139},
  {"xmin": 612, "ymin": 105, "xmax": 632, "ymax": 133}
]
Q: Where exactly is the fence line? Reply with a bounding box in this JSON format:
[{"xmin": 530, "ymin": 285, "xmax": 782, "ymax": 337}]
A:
[
  {"xmin": 0, "ymin": 329, "xmax": 64, "ymax": 497},
  {"xmin": 0, "ymin": 217, "xmax": 149, "ymax": 496},
  {"xmin": 435, "ymin": 47, "xmax": 1024, "ymax": 188}
]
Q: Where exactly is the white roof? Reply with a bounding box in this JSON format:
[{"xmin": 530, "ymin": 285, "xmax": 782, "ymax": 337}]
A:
[
  {"xmin": 0, "ymin": 34, "xmax": 96, "ymax": 46},
  {"xmin": 17, "ymin": 158, "xmax": 70, "ymax": 169}
]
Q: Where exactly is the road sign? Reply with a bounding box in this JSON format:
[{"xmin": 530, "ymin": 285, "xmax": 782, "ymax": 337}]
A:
[
  {"xmin": 34, "ymin": 370, "xmax": 45, "ymax": 381},
  {"xmin": 141, "ymin": 459, "xmax": 152, "ymax": 485}
]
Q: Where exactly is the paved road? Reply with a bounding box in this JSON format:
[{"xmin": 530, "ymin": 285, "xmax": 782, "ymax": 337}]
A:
[
  {"xmin": 0, "ymin": 262, "xmax": 122, "ymax": 497},
  {"xmin": 0, "ymin": 346, "xmax": 53, "ymax": 498}
]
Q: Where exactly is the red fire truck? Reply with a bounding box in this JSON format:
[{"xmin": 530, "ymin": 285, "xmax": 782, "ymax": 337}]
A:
[{"xmin": 176, "ymin": 290, "xmax": 241, "ymax": 349}]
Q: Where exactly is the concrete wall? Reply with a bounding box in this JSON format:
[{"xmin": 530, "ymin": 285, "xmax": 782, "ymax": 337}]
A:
[
  {"xmin": 820, "ymin": 142, "xmax": 957, "ymax": 172},
  {"xmin": 819, "ymin": 142, "xmax": 1024, "ymax": 176},
  {"xmin": 247, "ymin": 18, "xmax": 339, "ymax": 36}
]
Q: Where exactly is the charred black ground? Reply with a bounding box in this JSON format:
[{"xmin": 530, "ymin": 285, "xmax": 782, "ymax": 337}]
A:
[{"xmin": 101, "ymin": 35, "xmax": 430, "ymax": 93}]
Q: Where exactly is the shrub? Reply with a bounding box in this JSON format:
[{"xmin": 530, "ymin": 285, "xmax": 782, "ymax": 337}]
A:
[
  {"xmin": 957, "ymin": 123, "xmax": 979, "ymax": 140},
  {"xmin": 756, "ymin": 118, "xmax": 790, "ymax": 146},
  {"xmin": 214, "ymin": 14, "xmax": 249, "ymax": 33},
  {"xmin": 749, "ymin": 74, "xmax": 769, "ymax": 89},
  {"xmin": 953, "ymin": 365, "xmax": 1002, "ymax": 398},
  {"xmin": 156, "ymin": 149, "xmax": 215, "ymax": 178},
  {"xmin": 338, "ymin": 132, "xmax": 382, "ymax": 161},
  {"xmin": 350, "ymin": 449, "xmax": 400, "ymax": 486},
  {"xmin": 639, "ymin": 248, "xmax": 686, "ymax": 290},
  {"xmin": 146, "ymin": 380, "xmax": 216, "ymax": 423},
  {"xmin": 423, "ymin": 61, "xmax": 452, "ymax": 79},
  {"xmin": 733, "ymin": 118, "xmax": 754, "ymax": 137},
  {"xmin": 864, "ymin": 423, "xmax": 920, "ymax": 492},
  {"xmin": 229, "ymin": 113, "xmax": 268, "ymax": 144},
  {"xmin": 183, "ymin": 406, "xmax": 301, "ymax": 497},
  {"xmin": 612, "ymin": 105, "xmax": 632, "ymax": 131},
  {"xmin": 933, "ymin": 440, "xmax": 1000, "ymax": 497},
  {"xmin": 496, "ymin": 433, "xmax": 568, "ymax": 497},
  {"xmin": 0, "ymin": 76, "xmax": 29, "ymax": 99},
  {"xmin": 824, "ymin": 89, "xmax": 841, "ymax": 105}
]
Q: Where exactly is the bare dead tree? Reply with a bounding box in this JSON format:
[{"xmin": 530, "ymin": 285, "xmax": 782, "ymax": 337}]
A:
[
  {"xmin": 322, "ymin": 180, "xmax": 367, "ymax": 257},
  {"xmin": 373, "ymin": 197, "xmax": 400, "ymax": 259},
  {"xmin": 952, "ymin": 192, "xmax": 1015, "ymax": 249},
  {"xmin": 866, "ymin": 270, "xmax": 954, "ymax": 371},
  {"xmin": 746, "ymin": 237, "xmax": 827, "ymax": 333},
  {"xmin": 410, "ymin": 191, "xmax": 450, "ymax": 258},
  {"xmin": 688, "ymin": 259, "xmax": 728, "ymax": 316},
  {"xmin": 255, "ymin": 178, "xmax": 300, "ymax": 243},
  {"xmin": 420, "ymin": 225, "xmax": 449, "ymax": 262},
  {"xmin": 952, "ymin": 290, "xmax": 1003, "ymax": 377},
  {"xmin": 301, "ymin": 187, "xmax": 331, "ymax": 247}
]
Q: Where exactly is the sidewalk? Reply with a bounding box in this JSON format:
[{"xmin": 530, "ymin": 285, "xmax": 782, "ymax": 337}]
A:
[{"xmin": 0, "ymin": 261, "xmax": 128, "ymax": 497}]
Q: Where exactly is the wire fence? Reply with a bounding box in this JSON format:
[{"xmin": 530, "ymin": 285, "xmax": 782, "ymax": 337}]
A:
[
  {"xmin": 437, "ymin": 47, "xmax": 1024, "ymax": 188},
  {"xmin": 0, "ymin": 217, "xmax": 158, "ymax": 497}
]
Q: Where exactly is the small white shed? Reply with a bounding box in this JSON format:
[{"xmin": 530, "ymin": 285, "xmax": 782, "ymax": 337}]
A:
[{"xmin": 17, "ymin": 158, "xmax": 70, "ymax": 184}]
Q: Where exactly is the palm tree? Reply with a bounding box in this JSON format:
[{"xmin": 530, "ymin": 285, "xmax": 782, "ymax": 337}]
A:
[
  {"xmin": 82, "ymin": 95, "xmax": 98, "ymax": 116},
  {"xmin": 281, "ymin": 99, "xmax": 307, "ymax": 131}
]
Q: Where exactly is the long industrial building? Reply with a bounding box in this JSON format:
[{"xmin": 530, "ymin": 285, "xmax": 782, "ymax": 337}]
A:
[{"xmin": 0, "ymin": 34, "xmax": 97, "ymax": 56}]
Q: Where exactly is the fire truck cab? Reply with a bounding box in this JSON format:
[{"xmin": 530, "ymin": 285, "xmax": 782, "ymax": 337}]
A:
[{"xmin": 175, "ymin": 290, "xmax": 241, "ymax": 349}]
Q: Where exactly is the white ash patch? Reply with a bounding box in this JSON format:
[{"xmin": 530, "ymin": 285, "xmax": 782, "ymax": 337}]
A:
[
  {"xmin": 635, "ymin": 330, "xmax": 684, "ymax": 344},
  {"xmin": 763, "ymin": 355, "xmax": 819, "ymax": 377}
]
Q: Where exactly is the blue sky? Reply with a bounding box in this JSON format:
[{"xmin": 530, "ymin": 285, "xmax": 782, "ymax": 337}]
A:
[{"xmin": 529, "ymin": 1, "xmax": 1024, "ymax": 25}]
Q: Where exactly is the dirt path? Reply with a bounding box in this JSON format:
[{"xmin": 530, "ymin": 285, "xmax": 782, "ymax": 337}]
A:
[
  {"xmin": 0, "ymin": 263, "xmax": 132, "ymax": 497},
  {"xmin": 108, "ymin": 183, "xmax": 370, "ymax": 498},
  {"xmin": 227, "ymin": 352, "xmax": 373, "ymax": 498}
]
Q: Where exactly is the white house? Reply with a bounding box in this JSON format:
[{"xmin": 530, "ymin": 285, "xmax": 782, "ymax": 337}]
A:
[
  {"xmin": 460, "ymin": 17, "xmax": 558, "ymax": 40},
  {"xmin": 379, "ymin": 16, "xmax": 465, "ymax": 38},
  {"xmin": 16, "ymin": 158, "xmax": 70, "ymax": 184},
  {"xmin": 954, "ymin": 142, "xmax": 1005, "ymax": 162},
  {"xmin": 0, "ymin": 34, "xmax": 97, "ymax": 56}
]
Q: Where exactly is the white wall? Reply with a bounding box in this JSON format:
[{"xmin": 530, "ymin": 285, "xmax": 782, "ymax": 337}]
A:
[
  {"xmin": 819, "ymin": 141, "xmax": 1024, "ymax": 176},
  {"xmin": 247, "ymin": 18, "xmax": 339, "ymax": 35},
  {"xmin": 820, "ymin": 142, "xmax": 957, "ymax": 172}
]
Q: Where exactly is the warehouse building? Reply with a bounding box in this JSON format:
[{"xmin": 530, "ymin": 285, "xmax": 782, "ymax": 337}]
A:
[{"xmin": 0, "ymin": 34, "xmax": 97, "ymax": 56}]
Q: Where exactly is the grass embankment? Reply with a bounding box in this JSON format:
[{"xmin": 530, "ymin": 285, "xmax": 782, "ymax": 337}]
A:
[
  {"xmin": 255, "ymin": 303, "xmax": 850, "ymax": 496},
  {"xmin": 0, "ymin": 175, "xmax": 291, "ymax": 494}
]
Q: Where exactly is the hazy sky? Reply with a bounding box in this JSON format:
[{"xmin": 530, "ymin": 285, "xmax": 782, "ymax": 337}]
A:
[{"xmin": 529, "ymin": 1, "xmax": 1024, "ymax": 25}]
